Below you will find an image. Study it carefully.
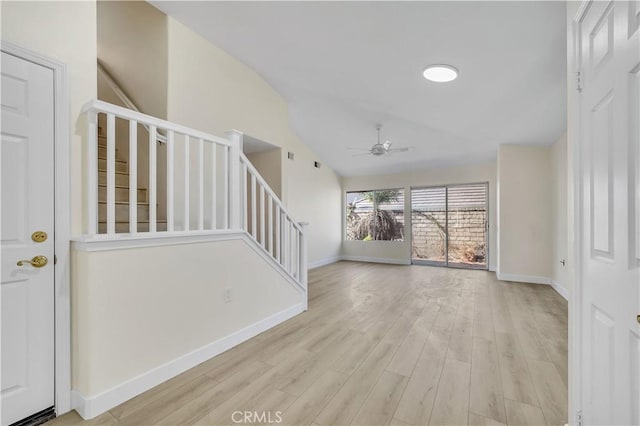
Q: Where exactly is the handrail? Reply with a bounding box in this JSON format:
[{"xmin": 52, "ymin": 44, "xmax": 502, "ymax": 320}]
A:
[
  {"xmin": 238, "ymin": 151, "xmax": 306, "ymax": 284},
  {"xmin": 239, "ymin": 152, "xmax": 303, "ymax": 233},
  {"xmin": 97, "ymin": 61, "xmax": 167, "ymax": 143},
  {"xmin": 82, "ymin": 100, "xmax": 231, "ymax": 147}
]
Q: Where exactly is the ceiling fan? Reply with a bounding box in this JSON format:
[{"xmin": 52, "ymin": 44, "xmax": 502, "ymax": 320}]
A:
[{"xmin": 349, "ymin": 124, "xmax": 412, "ymax": 157}]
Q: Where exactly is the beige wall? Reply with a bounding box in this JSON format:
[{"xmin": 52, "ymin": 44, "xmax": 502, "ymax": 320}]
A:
[
  {"xmin": 165, "ymin": 18, "xmax": 342, "ymax": 264},
  {"xmin": 247, "ymin": 149, "xmax": 282, "ymax": 198},
  {"xmin": 1, "ymin": 1, "xmax": 97, "ymax": 235},
  {"xmin": 566, "ymin": 2, "xmax": 579, "ymax": 419},
  {"xmin": 97, "ymin": 1, "xmax": 169, "ymax": 220},
  {"xmin": 497, "ymin": 144, "xmax": 553, "ymax": 279},
  {"xmin": 341, "ymin": 161, "xmax": 498, "ymax": 270},
  {"xmin": 551, "ymin": 133, "xmax": 569, "ymax": 292},
  {"xmin": 97, "ymin": 0, "xmax": 167, "ymax": 120},
  {"xmin": 71, "ymin": 238, "xmax": 303, "ymax": 397}
]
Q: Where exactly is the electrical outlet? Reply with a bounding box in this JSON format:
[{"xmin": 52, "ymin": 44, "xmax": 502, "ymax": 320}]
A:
[{"xmin": 224, "ymin": 287, "xmax": 232, "ymax": 303}]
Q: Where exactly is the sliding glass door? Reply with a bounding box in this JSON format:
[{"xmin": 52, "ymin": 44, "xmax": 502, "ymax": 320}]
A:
[
  {"xmin": 411, "ymin": 183, "xmax": 488, "ymax": 269},
  {"xmin": 411, "ymin": 187, "xmax": 447, "ymax": 266}
]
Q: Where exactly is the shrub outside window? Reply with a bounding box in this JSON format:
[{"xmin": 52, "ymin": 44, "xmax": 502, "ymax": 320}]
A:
[{"xmin": 345, "ymin": 189, "xmax": 404, "ymax": 241}]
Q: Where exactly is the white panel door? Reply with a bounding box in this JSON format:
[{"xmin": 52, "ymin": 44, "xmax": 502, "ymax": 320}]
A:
[
  {"xmin": 577, "ymin": 1, "xmax": 640, "ymax": 424},
  {"xmin": 1, "ymin": 52, "xmax": 55, "ymax": 425}
]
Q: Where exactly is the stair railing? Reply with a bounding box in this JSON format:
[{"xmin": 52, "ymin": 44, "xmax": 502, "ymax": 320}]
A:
[
  {"xmin": 239, "ymin": 152, "xmax": 307, "ymax": 287},
  {"xmin": 81, "ymin": 99, "xmax": 307, "ymax": 293},
  {"xmin": 82, "ymin": 99, "xmax": 236, "ymax": 236}
]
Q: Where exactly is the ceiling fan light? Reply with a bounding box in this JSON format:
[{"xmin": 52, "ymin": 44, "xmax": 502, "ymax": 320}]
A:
[{"xmin": 423, "ymin": 64, "xmax": 458, "ymax": 82}]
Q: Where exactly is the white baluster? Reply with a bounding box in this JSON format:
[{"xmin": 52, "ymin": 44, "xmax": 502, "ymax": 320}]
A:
[
  {"xmin": 284, "ymin": 217, "xmax": 289, "ymax": 272},
  {"xmin": 210, "ymin": 143, "xmax": 217, "ymax": 230},
  {"xmin": 251, "ymin": 174, "xmax": 257, "ymax": 239},
  {"xmin": 242, "ymin": 162, "xmax": 248, "ymax": 232},
  {"xmin": 106, "ymin": 113, "xmax": 116, "ymax": 235},
  {"xmin": 291, "ymin": 221, "xmax": 300, "ymax": 279},
  {"xmin": 223, "ymin": 146, "xmax": 229, "ymax": 229},
  {"xmin": 260, "ymin": 185, "xmax": 265, "ymax": 247},
  {"xmin": 276, "ymin": 206, "xmax": 281, "ymax": 263},
  {"xmin": 87, "ymin": 111, "xmax": 98, "ymax": 235},
  {"xmin": 225, "ymin": 130, "xmax": 243, "ymax": 230},
  {"xmin": 198, "ymin": 138, "xmax": 204, "ymax": 230},
  {"xmin": 166, "ymin": 130, "xmax": 175, "ymax": 232},
  {"xmin": 299, "ymin": 222, "xmax": 309, "ymax": 310},
  {"xmin": 268, "ymin": 196, "xmax": 273, "ymax": 256},
  {"xmin": 183, "ymin": 135, "xmax": 190, "ymax": 231},
  {"xmin": 148, "ymin": 125, "xmax": 157, "ymax": 233},
  {"xmin": 289, "ymin": 220, "xmax": 296, "ymax": 277},
  {"xmin": 129, "ymin": 120, "xmax": 138, "ymax": 234}
]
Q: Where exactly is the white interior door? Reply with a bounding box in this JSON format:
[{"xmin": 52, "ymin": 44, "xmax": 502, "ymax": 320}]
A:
[
  {"xmin": 1, "ymin": 51, "xmax": 56, "ymax": 425},
  {"xmin": 576, "ymin": 1, "xmax": 640, "ymax": 424}
]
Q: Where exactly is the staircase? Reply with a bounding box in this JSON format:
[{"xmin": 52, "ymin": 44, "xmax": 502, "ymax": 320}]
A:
[
  {"xmin": 83, "ymin": 99, "xmax": 307, "ymax": 294},
  {"xmin": 96, "ymin": 130, "xmax": 167, "ymax": 233}
]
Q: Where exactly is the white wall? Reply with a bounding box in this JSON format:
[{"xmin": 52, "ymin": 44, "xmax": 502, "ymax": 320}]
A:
[
  {"xmin": 341, "ymin": 161, "xmax": 497, "ymax": 270},
  {"xmin": 71, "ymin": 237, "xmax": 304, "ymax": 404},
  {"xmin": 497, "ymin": 144, "xmax": 554, "ymax": 281},
  {"xmin": 1, "ymin": 0, "xmax": 97, "ymax": 235},
  {"xmin": 165, "ymin": 18, "xmax": 342, "ymax": 265},
  {"xmin": 551, "ymin": 133, "xmax": 569, "ymax": 294}
]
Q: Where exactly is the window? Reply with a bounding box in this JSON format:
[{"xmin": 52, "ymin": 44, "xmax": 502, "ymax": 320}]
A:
[{"xmin": 345, "ymin": 189, "xmax": 404, "ymax": 241}]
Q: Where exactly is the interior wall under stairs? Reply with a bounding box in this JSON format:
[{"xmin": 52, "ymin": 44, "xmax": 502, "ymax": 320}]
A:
[{"xmin": 71, "ymin": 236, "xmax": 305, "ymax": 416}]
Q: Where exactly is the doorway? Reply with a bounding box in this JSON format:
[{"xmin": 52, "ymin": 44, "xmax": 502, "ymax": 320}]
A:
[
  {"xmin": 1, "ymin": 51, "xmax": 56, "ymax": 425},
  {"xmin": 411, "ymin": 183, "xmax": 488, "ymax": 269},
  {"xmin": 1, "ymin": 43, "xmax": 71, "ymax": 424}
]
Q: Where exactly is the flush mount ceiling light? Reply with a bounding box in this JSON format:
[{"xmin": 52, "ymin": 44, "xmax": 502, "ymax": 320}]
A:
[{"xmin": 422, "ymin": 64, "xmax": 458, "ymax": 82}]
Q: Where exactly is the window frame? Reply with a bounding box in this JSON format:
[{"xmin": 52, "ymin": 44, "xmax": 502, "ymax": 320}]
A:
[{"xmin": 344, "ymin": 188, "xmax": 405, "ymax": 242}]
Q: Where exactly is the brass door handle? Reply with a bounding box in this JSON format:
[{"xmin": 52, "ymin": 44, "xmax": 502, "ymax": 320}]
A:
[{"xmin": 17, "ymin": 255, "xmax": 48, "ymax": 268}]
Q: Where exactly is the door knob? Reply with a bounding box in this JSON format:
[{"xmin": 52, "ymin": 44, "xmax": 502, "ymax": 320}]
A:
[
  {"xmin": 17, "ymin": 255, "xmax": 48, "ymax": 268},
  {"xmin": 637, "ymin": 314, "xmax": 640, "ymax": 324}
]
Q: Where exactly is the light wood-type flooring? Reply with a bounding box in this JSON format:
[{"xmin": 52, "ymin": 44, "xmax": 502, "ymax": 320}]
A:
[{"xmin": 48, "ymin": 261, "xmax": 568, "ymax": 426}]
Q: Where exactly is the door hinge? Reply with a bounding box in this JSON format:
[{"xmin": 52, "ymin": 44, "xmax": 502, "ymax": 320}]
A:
[
  {"xmin": 576, "ymin": 71, "xmax": 583, "ymax": 92},
  {"xmin": 576, "ymin": 410, "xmax": 583, "ymax": 426},
  {"xmin": 54, "ymin": 254, "xmax": 57, "ymax": 265}
]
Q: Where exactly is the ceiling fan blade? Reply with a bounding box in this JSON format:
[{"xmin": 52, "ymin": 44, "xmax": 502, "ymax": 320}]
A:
[
  {"xmin": 347, "ymin": 147, "xmax": 371, "ymax": 151},
  {"xmin": 352, "ymin": 152, "xmax": 372, "ymax": 157},
  {"xmin": 388, "ymin": 147, "xmax": 413, "ymax": 153}
]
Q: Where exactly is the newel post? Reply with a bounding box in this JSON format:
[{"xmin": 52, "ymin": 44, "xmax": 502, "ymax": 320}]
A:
[
  {"xmin": 299, "ymin": 221, "xmax": 309, "ymax": 311},
  {"xmin": 226, "ymin": 130, "xmax": 243, "ymax": 230},
  {"xmin": 86, "ymin": 109, "xmax": 98, "ymax": 236}
]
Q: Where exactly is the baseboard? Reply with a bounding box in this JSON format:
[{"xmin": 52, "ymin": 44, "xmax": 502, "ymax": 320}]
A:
[
  {"xmin": 340, "ymin": 255, "xmax": 411, "ymax": 265},
  {"xmin": 72, "ymin": 302, "xmax": 305, "ymax": 420},
  {"xmin": 496, "ymin": 272, "xmax": 551, "ymax": 285},
  {"xmin": 308, "ymin": 256, "xmax": 341, "ymax": 269},
  {"xmin": 550, "ymin": 280, "xmax": 569, "ymax": 300}
]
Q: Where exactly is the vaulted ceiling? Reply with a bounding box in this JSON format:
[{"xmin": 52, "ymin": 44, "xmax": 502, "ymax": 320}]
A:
[{"xmin": 151, "ymin": 1, "xmax": 567, "ymax": 176}]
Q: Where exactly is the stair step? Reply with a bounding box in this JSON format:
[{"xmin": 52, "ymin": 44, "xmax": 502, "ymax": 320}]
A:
[
  {"xmin": 98, "ymin": 158, "xmax": 127, "ymax": 173},
  {"xmin": 99, "ymin": 202, "xmax": 150, "ymax": 222},
  {"xmin": 98, "ymin": 221, "xmax": 168, "ymax": 233},
  {"xmin": 98, "ymin": 145, "xmax": 120, "ymax": 158},
  {"xmin": 98, "ymin": 185, "xmax": 147, "ymax": 203},
  {"xmin": 99, "ymin": 170, "xmax": 129, "ymax": 186}
]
